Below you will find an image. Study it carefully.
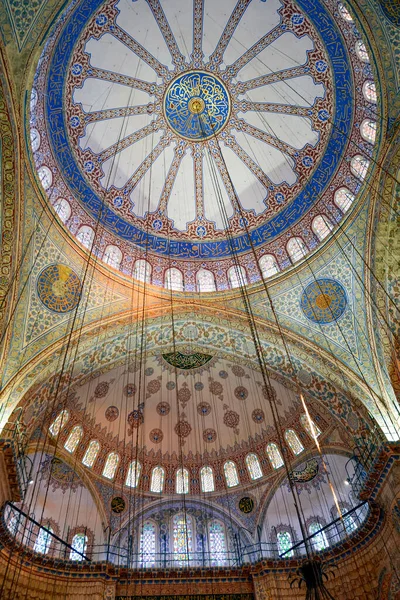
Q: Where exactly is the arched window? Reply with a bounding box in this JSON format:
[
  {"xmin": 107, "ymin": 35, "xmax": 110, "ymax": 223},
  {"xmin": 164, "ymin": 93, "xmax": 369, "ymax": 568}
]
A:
[
  {"xmin": 334, "ymin": 188, "xmax": 355, "ymax": 213},
  {"xmin": 125, "ymin": 460, "xmax": 141, "ymax": 488},
  {"xmin": 266, "ymin": 443, "xmax": 284, "ymax": 469},
  {"xmin": 82, "ymin": 440, "xmax": 100, "ymax": 468},
  {"xmin": 102, "ymin": 452, "xmax": 119, "ymax": 480},
  {"xmin": 287, "ymin": 237, "xmax": 307, "ymax": 263},
  {"xmin": 208, "ymin": 520, "xmax": 227, "ymax": 565},
  {"xmin": 363, "ymin": 81, "xmax": 377, "ymax": 104},
  {"xmin": 53, "ymin": 198, "xmax": 71, "ymax": 223},
  {"xmin": 309, "ymin": 522, "xmax": 328, "ymax": 552},
  {"xmin": 284, "ymin": 430, "xmax": 304, "ymax": 455},
  {"xmin": 176, "ymin": 467, "xmax": 189, "ymax": 494},
  {"xmin": 196, "ymin": 269, "xmax": 216, "ymax": 292},
  {"xmin": 165, "ymin": 267, "xmax": 184, "ymax": 291},
  {"xmin": 277, "ymin": 531, "xmax": 294, "ymax": 557},
  {"xmin": 300, "ymin": 414, "xmax": 321, "ymax": 439},
  {"xmin": 312, "ymin": 215, "xmax": 333, "ymax": 241},
  {"xmin": 338, "ymin": 2, "xmax": 353, "ymax": 21},
  {"xmin": 103, "ymin": 245, "xmax": 122, "ymax": 268},
  {"xmin": 34, "ymin": 526, "xmax": 53, "ymax": 555},
  {"xmin": 140, "ymin": 521, "xmax": 157, "ymax": 567},
  {"xmin": 31, "ymin": 128, "xmax": 41, "ymax": 152},
  {"xmin": 355, "ymin": 40, "xmax": 370, "ymax": 63},
  {"xmin": 133, "ymin": 259, "xmax": 151, "ymax": 283},
  {"xmin": 228, "ymin": 265, "xmax": 248, "ymax": 288},
  {"xmin": 172, "ymin": 514, "xmax": 193, "ymax": 565},
  {"xmin": 64, "ymin": 425, "xmax": 83, "ymax": 453},
  {"xmin": 223, "ymin": 460, "xmax": 239, "ymax": 488},
  {"xmin": 343, "ymin": 513, "xmax": 357, "ymax": 534},
  {"xmin": 77, "ymin": 225, "xmax": 95, "ymax": 249},
  {"xmin": 150, "ymin": 465, "xmax": 165, "ymax": 493},
  {"xmin": 200, "ymin": 466, "xmax": 215, "ymax": 492},
  {"xmin": 360, "ymin": 119, "xmax": 377, "ymax": 144},
  {"xmin": 350, "ymin": 155, "xmax": 370, "ymax": 180},
  {"xmin": 245, "ymin": 453, "xmax": 263, "ymax": 480},
  {"xmin": 70, "ymin": 533, "xmax": 88, "ymax": 561},
  {"xmin": 38, "ymin": 166, "xmax": 52, "ymax": 190},
  {"xmin": 49, "ymin": 410, "xmax": 69, "ymax": 437},
  {"xmin": 259, "ymin": 254, "xmax": 279, "ymax": 278}
]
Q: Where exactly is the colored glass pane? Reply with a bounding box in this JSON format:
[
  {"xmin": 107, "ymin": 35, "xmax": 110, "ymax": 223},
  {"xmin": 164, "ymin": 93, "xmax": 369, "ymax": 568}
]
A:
[
  {"xmin": 150, "ymin": 466, "xmax": 165, "ymax": 493},
  {"xmin": 355, "ymin": 40, "xmax": 369, "ymax": 63},
  {"xmin": 360, "ymin": 120, "xmax": 376, "ymax": 144},
  {"xmin": 277, "ymin": 531, "xmax": 293, "ymax": 557},
  {"xmin": 196, "ymin": 269, "xmax": 216, "ymax": 292},
  {"xmin": 309, "ymin": 522, "xmax": 328, "ymax": 551},
  {"xmin": 312, "ymin": 215, "xmax": 333, "ymax": 241},
  {"xmin": 363, "ymin": 81, "xmax": 377, "ymax": 103},
  {"xmin": 125, "ymin": 460, "xmax": 141, "ymax": 488},
  {"xmin": 102, "ymin": 452, "xmax": 119, "ymax": 480},
  {"xmin": 334, "ymin": 188, "xmax": 354, "ymax": 213},
  {"xmin": 300, "ymin": 414, "xmax": 321, "ymax": 439},
  {"xmin": 246, "ymin": 453, "xmax": 263, "ymax": 480},
  {"xmin": 228, "ymin": 265, "xmax": 248, "ymax": 288},
  {"xmin": 224, "ymin": 461, "xmax": 239, "ymax": 487},
  {"xmin": 200, "ymin": 466, "xmax": 215, "ymax": 492},
  {"xmin": 64, "ymin": 425, "xmax": 83, "ymax": 453},
  {"xmin": 176, "ymin": 467, "xmax": 189, "ymax": 494},
  {"xmin": 266, "ymin": 443, "xmax": 284, "ymax": 469},
  {"xmin": 70, "ymin": 533, "xmax": 87, "ymax": 561},
  {"xmin": 54, "ymin": 198, "xmax": 71, "ymax": 223},
  {"xmin": 103, "ymin": 245, "xmax": 122, "ymax": 268},
  {"xmin": 351, "ymin": 155, "xmax": 369, "ymax": 180},
  {"xmin": 259, "ymin": 254, "xmax": 279, "ymax": 278},
  {"xmin": 173, "ymin": 514, "xmax": 193, "ymax": 565},
  {"xmin": 76, "ymin": 225, "xmax": 94, "ymax": 249},
  {"xmin": 134, "ymin": 259, "xmax": 151, "ymax": 283},
  {"xmin": 140, "ymin": 521, "xmax": 156, "ymax": 567},
  {"xmin": 287, "ymin": 237, "xmax": 307, "ymax": 262},
  {"xmin": 34, "ymin": 526, "xmax": 53, "ymax": 555},
  {"xmin": 209, "ymin": 520, "xmax": 227, "ymax": 565},
  {"xmin": 38, "ymin": 166, "xmax": 52, "ymax": 190},
  {"xmin": 82, "ymin": 440, "xmax": 100, "ymax": 468},
  {"xmin": 284, "ymin": 430, "xmax": 304, "ymax": 455},
  {"xmin": 165, "ymin": 267, "xmax": 183, "ymax": 291},
  {"xmin": 49, "ymin": 410, "xmax": 70, "ymax": 437}
]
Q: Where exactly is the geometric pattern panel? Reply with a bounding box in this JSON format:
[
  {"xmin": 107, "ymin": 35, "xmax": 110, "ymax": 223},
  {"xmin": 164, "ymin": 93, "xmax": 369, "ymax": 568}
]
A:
[{"xmin": 300, "ymin": 278, "xmax": 347, "ymax": 324}]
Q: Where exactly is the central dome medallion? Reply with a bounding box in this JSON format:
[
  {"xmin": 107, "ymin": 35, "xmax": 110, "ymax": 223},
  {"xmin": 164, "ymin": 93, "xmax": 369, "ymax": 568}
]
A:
[{"xmin": 164, "ymin": 71, "xmax": 231, "ymax": 141}]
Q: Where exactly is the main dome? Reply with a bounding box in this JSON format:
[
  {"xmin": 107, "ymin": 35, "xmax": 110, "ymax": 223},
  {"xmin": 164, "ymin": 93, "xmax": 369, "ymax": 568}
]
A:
[{"xmin": 30, "ymin": 0, "xmax": 377, "ymax": 290}]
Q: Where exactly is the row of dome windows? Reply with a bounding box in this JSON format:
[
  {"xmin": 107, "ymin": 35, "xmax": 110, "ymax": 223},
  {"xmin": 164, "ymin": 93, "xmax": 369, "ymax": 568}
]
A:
[{"xmin": 49, "ymin": 410, "xmax": 321, "ymax": 492}]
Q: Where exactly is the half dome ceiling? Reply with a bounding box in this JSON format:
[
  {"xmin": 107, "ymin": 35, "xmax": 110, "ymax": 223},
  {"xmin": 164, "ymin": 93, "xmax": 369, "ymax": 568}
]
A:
[{"xmin": 30, "ymin": 0, "xmax": 377, "ymax": 289}]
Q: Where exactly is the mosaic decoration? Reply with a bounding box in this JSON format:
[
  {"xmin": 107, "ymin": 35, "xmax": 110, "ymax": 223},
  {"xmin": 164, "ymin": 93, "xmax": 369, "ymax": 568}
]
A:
[
  {"xmin": 197, "ymin": 402, "xmax": 211, "ymax": 416},
  {"xmin": 300, "ymin": 278, "xmax": 347, "ymax": 324},
  {"xmin": 111, "ymin": 496, "xmax": 126, "ymax": 514},
  {"xmin": 238, "ymin": 497, "xmax": 254, "ymax": 514},
  {"xmin": 149, "ymin": 429, "xmax": 163, "ymax": 444},
  {"xmin": 162, "ymin": 351, "xmax": 213, "ymax": 370},
  {"xmin": 105, "ymin": 406, "xmax": 119, "ymax": 422},
  {"xmin": 379, "ymin": 0, "xmax": 400, "ymax": 26},
  {"xmin": 164, "ymin": 71, "xmax": 231, "ymax": 140},
  {"xmin": 39, "ymin": 455, "xmax": 83, "ymax": 493},
  {"xmin": 156, "ymin": 402, "xmax": 170, "ymax": 416},
  {"xmin": 36, "ymin": 264, "xmax": 81, "ymax": 313},
  {"xmin": 203, "ymin": 428, "xmax": 217, "ymax": 443},
  {"xmin": 289, "ymin": 458, "xmax": 319, "ymax": 483}
]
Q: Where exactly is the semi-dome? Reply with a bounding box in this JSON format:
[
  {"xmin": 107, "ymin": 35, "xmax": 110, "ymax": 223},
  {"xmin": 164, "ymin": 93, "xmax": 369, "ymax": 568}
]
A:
[{"xmin": 30, "ymin": 0, "xmax": 377, "ymax": 290}]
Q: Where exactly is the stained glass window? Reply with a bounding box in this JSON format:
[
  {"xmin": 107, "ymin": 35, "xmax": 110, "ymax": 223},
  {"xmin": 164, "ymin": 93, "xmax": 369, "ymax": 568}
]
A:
[
  {"xmin": 200, "ymin": 466, "xmax": 215, "ymax": 492},
  {"xmin": 287, "ymin": 237, "xmax": 307, "ymax": 263},
  {"xmin": 64, "ymin": 425, "xmax": 83, "ymax": 453},
  {"xmin": 134, "ymin": 259, "xmax": 151, "ymax": 283},
  {"xmin": 150, "ymin": 465, "xmax": 165, "ymax": 493},
  {"xmin": 102, "ymin": 452, "xmax": 119, "ymax": 480},
  {"xmin": 176, "ymin": 467, "xmax": 189, "ymax": 494},
  {"xmin": 363, "ymin": 81, "xmax": 377, "ymax": 104},
  {"xmin": 49, "ymin": 410, "xmax": 70, "ymax": 437},
  {"xmin": 139, "ymin": 520, "xmax": 156, "ymax": 567},
  {"xmin": 351, "ymin": 155, "xmax": 370, "ymax": 180},
  {"xmin": 277, "ymin": 531, "xmax": 293, "ymax": 557},
  {"xmin": 355, "ymin": 40, "xmax": 370, "ymax": 63},
  {"xmin": 70, "ymin": 533, "xmax": 88, "ymax": 561},
  {"xmin": 34, "ymin": 526, "xmax": 53, "ymax": 555},
  {"xmin": 259, "ymin": 254, "xmax": 279, "ymax": 278},
  {"xmin": 266, "ymin": 443, "xmax": 284, "ymax": 469},
  {"xmin": 223, "ymin": 461, "xmax": 239, "ymax": 488},
  {"xmin": 196, "ymin": 269, "xmax": 216, "ymax": 292},
  {"xmin": 300, "ymin": 414, "xmax": 321, "ymax": 439},
  {"xmin": 312, "ymin": 215, "xmax": 333, "ymax": 241},
  {"xmin": 172, "ymin": 514, "xmax": 193, "ymax": 565},
  {"xmin": 103, "ymin": 245, "xmax": 122, "ymax": 268},
  {"xmin": 53, "ymin": 198, "xmax": 71, "ymax": 223},
  {"xmin": 360, "ymin": 119, "xmax": 377, "ymax": 144},
  {"xmin": 334, "ymin": 188, "xmax": 355, "ymax": 213},
  {"xmin": 165, "ymin": 267, "xmax": 184, "ymax": 291},
  {"xmin": 284, "ymin": 430, "xmax": 304, "ymax": 455},
  {"xmin": 338, "ymin": 2, "xmax": 353, "ymax": 21},
  {"xmin": 208, "ymin": 520, "xmax": 227, "ymax": 565},
  {"xmin": 246, "ymin": 453, "xmax": 263, "ymax": 480},
  {"xmin": 228, "ymin": 265, "xmax": 248, "ymax": 288},
  {"xmin": 309, "ymin": 522, "xmax": 328, "ymax": 551},
  {"xmin": 82, "ymin": 440, "xmax": 100, "ymax": 468},
  {"xmin": 125, "ymin": 460, "xmax": 141, "ymax": 488},
  {"xmin": 76, "ymin": 225, "xmax": 95, "ymax": 249}
]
